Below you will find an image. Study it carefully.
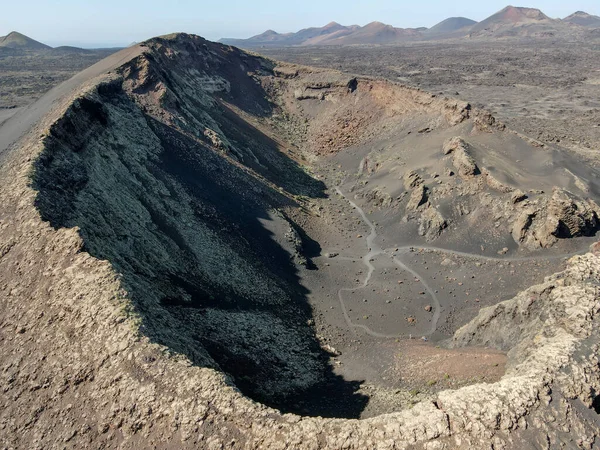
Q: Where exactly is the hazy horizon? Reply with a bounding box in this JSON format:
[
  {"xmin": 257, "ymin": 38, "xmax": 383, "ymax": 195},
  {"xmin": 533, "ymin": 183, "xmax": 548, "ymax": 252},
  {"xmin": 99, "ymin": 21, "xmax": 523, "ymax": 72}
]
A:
[{"xmin": 1, "ymin": 0, "xmax": 599, "ymax": 48}]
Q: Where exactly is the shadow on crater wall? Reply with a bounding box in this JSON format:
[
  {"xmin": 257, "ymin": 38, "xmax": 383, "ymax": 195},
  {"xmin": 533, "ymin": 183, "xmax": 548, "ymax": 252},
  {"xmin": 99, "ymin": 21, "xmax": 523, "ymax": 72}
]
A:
[{"xmin": 32, "ymin": 74, "xmax": 368, "ymax": 418}]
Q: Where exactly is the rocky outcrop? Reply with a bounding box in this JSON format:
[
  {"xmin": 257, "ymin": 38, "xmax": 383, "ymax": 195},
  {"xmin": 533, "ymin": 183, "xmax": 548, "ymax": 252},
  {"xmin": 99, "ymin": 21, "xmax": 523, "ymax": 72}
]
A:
[
  {"xmin": 418, "ymin": 206, "xmax": 448, "ymax": 240},
  {"xmin": 442, "ymin": 136, "xmax": 464, "ymax": 155},
  {"xmin": 442, "ymin": 137, "xmax": 480, "ymax": 178},
  {"xmin": 406, "ymin": 184, "xmax": 428, "ymax": 212},
  {"xmin": 482, "ymin": 168, "xmax": 514, "ymax": 193},
  {"xmin": 545, "ymin": 188, "xmax": 600, "ymax": 240},
  {"xmin": 473, "ymin": 110, "xmax": 506, "ymax": 132},
  {"xmin": 403, "ymin": 169, "xmax": 424, "ymax": 189},
  {"xmin": 511, "ymin": 209, "xmax": 536, "ymax": 243},
  {"xmin": 453, "ymin": 146, "xmax": 479, "ymax": 177},
  {"xmin": 511, "ymin": 189, "xmax": 528, "ymax": 204},
  {"xmin": 364, "ymin": 187, "xmax": 393, "ymax": 208},
  {"xmin": 511, "ymin": 188, "xmax": 600, "ymax": 248}
]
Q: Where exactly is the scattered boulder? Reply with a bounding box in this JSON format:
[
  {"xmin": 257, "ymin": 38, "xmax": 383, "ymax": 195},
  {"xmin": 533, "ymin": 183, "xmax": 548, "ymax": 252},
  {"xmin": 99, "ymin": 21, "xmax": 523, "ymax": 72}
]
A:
[
  {"xmin": 323, "ymin": 344, "xmax": 341, "ymax": 356},
  {"xmin": 511, "ymin": 189, "xmax": 528, "ymax": 204},
  {"xmin": 441, "ymin": 258, "xmax": 456, "ymax": 267},
  {"xmin": 455, "ymin": 203, "xmax": 471, "ymax": 216},
  {"xmin": 346, "ymin": 77, "xmax": 358, "ymax": 93},
  {"xmin": 204, "ymin": 128, "xmax": 226, "ymax": 150},
  {"xmin": 358, "ymin": 157, "xmax": 369, "ymax": 175}
]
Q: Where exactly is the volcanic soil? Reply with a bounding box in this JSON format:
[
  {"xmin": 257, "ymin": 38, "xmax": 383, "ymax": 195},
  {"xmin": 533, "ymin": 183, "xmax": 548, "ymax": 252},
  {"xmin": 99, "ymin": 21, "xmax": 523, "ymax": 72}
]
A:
[{"xmin": 1, "ymin": 33, "xmax": 599, "ymax": 430}]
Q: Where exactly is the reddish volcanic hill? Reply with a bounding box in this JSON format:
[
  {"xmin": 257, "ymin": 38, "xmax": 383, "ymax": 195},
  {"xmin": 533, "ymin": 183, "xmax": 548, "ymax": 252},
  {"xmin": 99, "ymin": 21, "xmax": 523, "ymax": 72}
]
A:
[
  {"xmin": 468, "ymin": 5, "xmax": 571, "ymax": 37},
  {"xmin": 472, "ymin": 5, "xmax": 550, "ymax": 30}
]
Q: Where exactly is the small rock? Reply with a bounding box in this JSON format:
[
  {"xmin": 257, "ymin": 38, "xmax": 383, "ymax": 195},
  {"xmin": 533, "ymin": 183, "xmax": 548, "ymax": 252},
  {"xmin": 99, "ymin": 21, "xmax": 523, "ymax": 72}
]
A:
[{"xmin": 511, "ymin": 190, "xmax": 528, "ymax": 204}]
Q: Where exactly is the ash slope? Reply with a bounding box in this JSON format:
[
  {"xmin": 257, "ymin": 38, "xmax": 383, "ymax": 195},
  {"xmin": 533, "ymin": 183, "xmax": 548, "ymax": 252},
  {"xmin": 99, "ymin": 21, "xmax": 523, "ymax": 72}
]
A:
[
  {"xmin": 0, "ymin": 33, "xmax": 600, "ymax": 449},
  {"xmin": 30, "ymin": 34, "xmax": 368, "ymax": 419}
]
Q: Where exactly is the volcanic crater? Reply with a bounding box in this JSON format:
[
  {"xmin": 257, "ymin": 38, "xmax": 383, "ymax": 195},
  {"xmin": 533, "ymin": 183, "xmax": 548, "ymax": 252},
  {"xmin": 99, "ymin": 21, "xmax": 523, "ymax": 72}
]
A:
[
  {"xmin": 28, "ymin": 33, "xmax": 600, "ymax": 415},
  {"xmin": 2, "ymin": 33, "xmax": 600, "ymax": 448}
]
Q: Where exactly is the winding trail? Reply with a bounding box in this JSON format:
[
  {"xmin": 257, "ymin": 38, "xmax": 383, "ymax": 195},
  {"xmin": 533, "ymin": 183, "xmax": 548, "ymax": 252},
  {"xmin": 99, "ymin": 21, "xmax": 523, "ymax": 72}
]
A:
[
  {"xmin": 335, "ymin": 187, "xmax": 441, "ymax": 339},
  {"xmin": 333, "ymin": 186, "xmax": 587, "ymax": 339},
  {"xmin": 389, "ymin": 245, "xmax": 586, "ymax": 263}
]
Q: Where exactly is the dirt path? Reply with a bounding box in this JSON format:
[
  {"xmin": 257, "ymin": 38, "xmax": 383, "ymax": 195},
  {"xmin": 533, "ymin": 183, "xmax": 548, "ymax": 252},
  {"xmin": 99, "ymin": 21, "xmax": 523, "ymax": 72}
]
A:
[
  {"xmin": 334, "ymin": 186, "xmax": 585, "ymax": 339},
  {"xmin": 389, "ymin": 245, "xmax": 586, "ymax": 263},
  {"xmin": 335, "ymin": 187, "xmax": 441, "ymax": 338}
]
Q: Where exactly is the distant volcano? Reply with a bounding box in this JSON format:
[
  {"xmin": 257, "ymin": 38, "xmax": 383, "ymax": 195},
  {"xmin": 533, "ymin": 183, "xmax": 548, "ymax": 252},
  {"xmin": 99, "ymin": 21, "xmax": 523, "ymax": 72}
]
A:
[{"xmin": 0, "ymin": 31, "xmax": 51, "ymax": 50}]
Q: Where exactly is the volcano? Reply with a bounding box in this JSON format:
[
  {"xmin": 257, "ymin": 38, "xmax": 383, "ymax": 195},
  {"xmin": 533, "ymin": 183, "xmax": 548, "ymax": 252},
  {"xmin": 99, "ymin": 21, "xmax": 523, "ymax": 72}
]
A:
[{"xmin": 1, "ymin": 33, "xmax": 600, "ymax": 449}]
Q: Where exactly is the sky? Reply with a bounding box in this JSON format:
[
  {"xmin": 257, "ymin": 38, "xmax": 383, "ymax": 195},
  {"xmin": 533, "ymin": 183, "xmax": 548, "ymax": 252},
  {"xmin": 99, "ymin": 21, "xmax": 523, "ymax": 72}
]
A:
[{"xmin": 1, "ymin": 0, "xmax": 599, "ymax": 48}]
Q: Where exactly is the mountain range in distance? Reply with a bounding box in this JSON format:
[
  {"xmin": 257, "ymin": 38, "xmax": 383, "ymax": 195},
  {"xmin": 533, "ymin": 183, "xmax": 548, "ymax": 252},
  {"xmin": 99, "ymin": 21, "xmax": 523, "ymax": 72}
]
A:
[
  {"xmin": 220, "ymin": 6, "xmax": 600, "ymax": 47},
  {"xmin": 3, "ymin": 6, "xmax": 600, "ymax": 53},
  {"xmin": 0, "ymin": 31, "xmax": 121, "ymax": 53}
]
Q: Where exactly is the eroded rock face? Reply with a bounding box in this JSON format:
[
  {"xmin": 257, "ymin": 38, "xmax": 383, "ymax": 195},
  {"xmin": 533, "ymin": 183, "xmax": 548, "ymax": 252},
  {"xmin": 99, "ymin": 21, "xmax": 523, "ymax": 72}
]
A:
[
  {"xmin": 29, "ymin": 34, "xmax": 345, "ymax": 417},
  {"xmin": 546, "ymin": 188, "xmax": 600, "ymax": 240},
  {"xmin": 510, "ymin": 188, "xmax": 600, "ymax": 248},
  {"xmin": 407, "ymin": 184, "xmax": 428, "ymax": 212}
]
